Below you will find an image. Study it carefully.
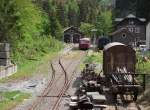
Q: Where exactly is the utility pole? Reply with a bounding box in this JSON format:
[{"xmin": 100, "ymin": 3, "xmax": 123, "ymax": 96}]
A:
[{"xmin": 91, "ymin": 29, "xmax": 97, "ymax": 49}]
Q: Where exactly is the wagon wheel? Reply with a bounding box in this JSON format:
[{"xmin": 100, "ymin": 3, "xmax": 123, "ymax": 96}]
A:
[
  {"xmin": 112, "ymin": 93, "xmax": 117, "ymax": 102},
  {"xmin": 133, "ymin": 88, "xmax": 139, "ymax": 101}
]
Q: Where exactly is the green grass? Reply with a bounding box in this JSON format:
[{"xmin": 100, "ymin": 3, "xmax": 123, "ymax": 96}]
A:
[
  {"xmin": 136, "ymin": 61, "xmax": 150, "ymax": 74},
  {"xmin": 0, "ymin": 36, "xmax": 63, "ymax": 83},
  {"xmin": 136, "ymin": 51, "xmax": 150, "ymax": 74},
  {"xmin": 0, "ymin": 51, "xmax": 60, "ymax": 83},
  {"xmin": 84, "ymin": 51, "xmax": 103, "ymax": 64},
  {"xmin": 0, "ymin": 91, "xmax": 30, "ymax": 110},
  {"xmin": 80, "ymin": 50, "xmax": 103, "ymax": 70}
]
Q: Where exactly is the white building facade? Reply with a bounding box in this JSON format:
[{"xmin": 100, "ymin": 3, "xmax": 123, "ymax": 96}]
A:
[{"xmin": 146, "ymin": 22, "xmax": 150, "ymax": 50}]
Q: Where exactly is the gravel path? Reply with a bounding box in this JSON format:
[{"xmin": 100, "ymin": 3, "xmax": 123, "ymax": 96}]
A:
[{"xmin": 12, "ymin": 49, "xmax": 86, "ymax": 110}]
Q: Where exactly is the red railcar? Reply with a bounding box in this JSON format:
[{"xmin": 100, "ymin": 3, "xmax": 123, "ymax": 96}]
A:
[{"xmin": 79, "ymin": 38, "xmax": 90, "ymax": 50}]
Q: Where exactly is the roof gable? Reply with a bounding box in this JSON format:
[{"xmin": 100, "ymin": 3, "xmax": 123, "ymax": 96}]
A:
[
  {"xmin": 64, "ymin": 26, "xmax": 84, "ymax": 35},
  {"xmin": 115, "ymin": 14, "xmax": 146, "ymax": 23},
  {"xmin": 109, "ymin": 28, "xmax": 136, "ymax": 38}
]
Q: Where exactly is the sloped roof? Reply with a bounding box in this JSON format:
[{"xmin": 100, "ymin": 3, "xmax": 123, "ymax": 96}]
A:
[
  {"xmin": 126, "ymin": 14, "xmax": 136, "ymax": 18},
  {"xmin": 104, "ymin": 42, "xmax": 125, "ymax": 51},
  {"xmin": 64, "ymin": 26, "xmax": 84, "ymax": 35},
  {"xmin": 64, "ymin": 26, "xmax": 77, "ymax": 32},
  {"xmin": 103, "ymin": 42, "xmax": 135, "ymax": 53},
  {"xmin": 80, "ymin": 38, "xmax": 90, "ymax": 41},
  {"xmin": 109, "ymin": 28, "xmax": 135, "ymax": 37},
  {"xmin": 115, "ymin": 14, "xmax": 146, "ymax": 22}
]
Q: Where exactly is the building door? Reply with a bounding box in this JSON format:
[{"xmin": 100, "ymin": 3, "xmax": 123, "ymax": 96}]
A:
[
  {"xmin": 73, "ymin": 34, "xmax": 80, "ymax": 43},
  {"xmin": 64, "ymin": 34, "xmax": 71, "ymax": 43}
]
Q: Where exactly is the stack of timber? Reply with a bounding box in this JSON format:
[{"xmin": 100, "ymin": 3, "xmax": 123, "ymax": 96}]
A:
[
  {"xmin": 0, "ymin": 43, "xmax": 17, "ymax": 79},
  {"xmin": 0, "ymin": 43, "xmax": 10, "ymax": 66}
]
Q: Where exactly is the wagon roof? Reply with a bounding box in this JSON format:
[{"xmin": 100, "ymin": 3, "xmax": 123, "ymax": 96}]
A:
[
  {"xmin": 80, "ymin": 38, "xmax": 90, "ymax": 41},
  {"xmin": 103, "ymin": 42, "xmax": 125, "ymax": 51}
]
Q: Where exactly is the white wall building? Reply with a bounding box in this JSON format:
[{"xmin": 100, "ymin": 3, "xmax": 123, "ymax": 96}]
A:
[{"xmin": 146, "ymin": 22, "xmax": 150, "ymax": 50}]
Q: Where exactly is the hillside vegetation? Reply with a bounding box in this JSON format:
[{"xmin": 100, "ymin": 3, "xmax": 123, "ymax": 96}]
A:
[
  {"xmin": 0, "ymin": 0, "xmax": 113, "ymax": 67},
  {"xmin": 115, "ymin": 0, "xmax": 150, "ymax": 20}
]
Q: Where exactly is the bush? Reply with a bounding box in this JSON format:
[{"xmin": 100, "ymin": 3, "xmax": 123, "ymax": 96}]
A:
[{"xmin": 80, "ymin": 22, "xmax": 95, "ymax": 37}]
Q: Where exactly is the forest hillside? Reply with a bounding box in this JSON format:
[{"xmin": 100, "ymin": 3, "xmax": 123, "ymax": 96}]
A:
[{"xmin": 0, "ymin": 0, "xmax": 113, "ymax": 66}]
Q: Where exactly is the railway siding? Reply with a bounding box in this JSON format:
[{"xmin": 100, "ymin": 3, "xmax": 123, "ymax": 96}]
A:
[{"xmin": 17, "ymin": 50, "xmax": 87, "ymax": 110}]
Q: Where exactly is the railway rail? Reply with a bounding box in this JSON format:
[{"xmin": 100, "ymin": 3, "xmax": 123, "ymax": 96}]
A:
[
  {"xmin": 28, "ymin": 58, "xmax": 72, "ymax": 110},
  {"xmin": 114, "ymin": 99, "xmax": 142, "ymax": 110},
  {"xmin": 28, "ymin": 61, "xmax": 56, "ymax": 110},
  {"xmin": 51, "ymin": 59, "xmax": 69, "ymax": 110},
  {"xmin": 27, "ymin": 51, "xmax": 87, "ymax": 110},
  {"xmin": 53, "ymin": 52, "xmax": 88, "ymax": 110}
]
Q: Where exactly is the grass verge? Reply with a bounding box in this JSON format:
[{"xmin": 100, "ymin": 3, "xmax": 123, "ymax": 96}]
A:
[
  {"xmin": 0, "ymin": 51, "xmax": 60, "ymax": 83},
  {"xmin": 0, "ymin": 91, "xmax": 30, "ymax": 110},
  {"xmin": 80, "ymin": 50, "xmax": 103, "ymax": 70},
  {"xmin": 136, "ymin": 51, "xmax": 150, "ymax": 74},
  {"xmin": 84, "ymin": 50, "xmax": 103, "ymax": 64}
]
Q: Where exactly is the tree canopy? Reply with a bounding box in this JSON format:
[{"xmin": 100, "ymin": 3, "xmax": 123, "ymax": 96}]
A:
[{"xmin": 0, "ymin": 0, "xmax": 113, "ymax": 64}]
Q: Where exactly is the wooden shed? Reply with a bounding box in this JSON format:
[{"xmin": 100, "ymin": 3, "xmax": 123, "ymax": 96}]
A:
[
  {"xmin": 63, "ymin": 26, "xmax": 84, "ymax": 43},
  {"xmin": 103, "ymin": 42, "xmax": 136, "ymax": 75}
]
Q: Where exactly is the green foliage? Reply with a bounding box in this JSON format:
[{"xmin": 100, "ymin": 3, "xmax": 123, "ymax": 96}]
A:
[
  {"xmin": 0, "ymin": 0, "xmax": 17, "ymax": 41},
  {"xmin": 56, "ymin": 4, "xmax": 68, "ymax": 27},
  {"xmin": 80, "ymin": 22, "xmax": 95, "ymax": 37},
  {"xmin": 14, "ymin": 0, "xmax": 45, "ymax": 39},
  {"xmin": 136, "ymin": 52, "xmax": 150, "ymax": 74},
  {"xmin": 99, "ymin": 0, "xmax": 112, "ymax": 10},
  {"xmin": 0, "ymin": 0, "xmax": 113, "ymax": 68},
  {"xmin": 96, "ymin": 11, "xmax": 112, "ymax": 35},
  {"xmin": 12, "ymin": 35, "xmax": 62, "ymax": 66},
  {"xmin": 0, "ymin": 0, "xmax": 63, "ymax": 66},
  {"xmin": 66, "ymin": 0, "xmax": 79, "ymax": 13},
  {"xmin": 84, "ymin": 51, "xmax": 103, "ymax": 64},
  {"xmin": 66, "ymin": 0, "xmax": 80, "ymax": 26},
  {"xmin": 79, "ymin": 0, "xmax": 100, "ymax": 24},
  {"xmin": 0, "ymin": 91, "xmax": 30, "ymax": 110}
]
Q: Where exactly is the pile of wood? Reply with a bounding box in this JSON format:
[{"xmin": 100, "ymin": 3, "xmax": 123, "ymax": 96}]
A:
[{"xmin": 0, "ymin": 43, "xmax": 10, "ymax": 66}]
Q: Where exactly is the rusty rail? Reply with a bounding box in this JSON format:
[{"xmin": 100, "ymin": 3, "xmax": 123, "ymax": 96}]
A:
[
  {"xmin": 114, "ymin": 101, "xmax": 142, "ymax": 110},
  {"xmin": 52, "ymin": 51, "xmax": 88, "ymax": 110},
  {"xmin": 28, "ymin": 62, "xmax": 56, "ymax": 110},
  {"xmin": 51, "ymin": 59, "xmax": 69, "ymax": 110},
  {"xmin": 28, "ymin": 51, "xmax": 87, "ymax": 110}
]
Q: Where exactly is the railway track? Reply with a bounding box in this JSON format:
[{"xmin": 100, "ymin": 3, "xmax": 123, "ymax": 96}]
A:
[
  {"xmin": 27, "ymin": 51, "xmax": 87, "ymax": 110},
  {"xmin": 114, "ymin": 101, "xmax": 142, "ymax": 110},
  {"xmin": 51, "ymin": 59, "xmax": 69, "ymax": 110},
  {"xmin": 28, "ymin": 58, "xmax": 71, "ymax": 110},
  {"xmin": 28, "ymin": 61, "xmax": 56, "ymax": 110},
  {"xmin": 52, "ymin": 52, "xmax": 88, "ymax": 110}
]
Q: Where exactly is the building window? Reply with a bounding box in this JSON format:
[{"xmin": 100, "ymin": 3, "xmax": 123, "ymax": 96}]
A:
[
  {"xmin": 135, "ymin": 27, "xmax": 140, "ymax": 33},
  {"xmin": 129, "ymin": 20, "xmax": 134, "ymax": 25},
  {"xmin": 128, "ymin": 27, "xmax": 134, "ymax": 32},
  {"xmin": 122, "ymin": 33, "xmax": 126, "ymax": 38}
]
